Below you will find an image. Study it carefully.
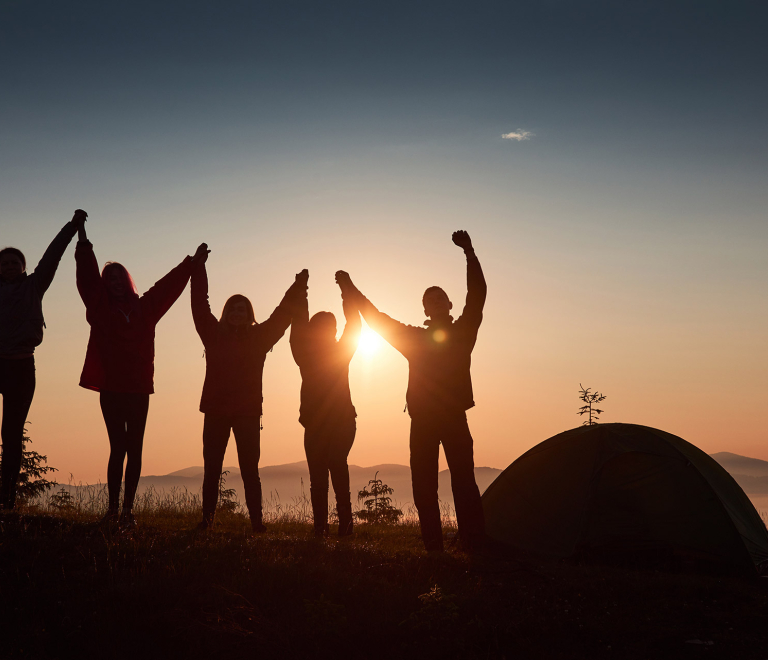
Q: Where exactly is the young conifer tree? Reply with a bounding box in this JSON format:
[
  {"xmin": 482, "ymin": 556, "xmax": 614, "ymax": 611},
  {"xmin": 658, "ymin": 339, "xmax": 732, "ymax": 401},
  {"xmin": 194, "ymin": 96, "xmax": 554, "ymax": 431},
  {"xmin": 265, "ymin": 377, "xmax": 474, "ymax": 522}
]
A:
[{"xmin": 0, "ymin": 423, "xmax": 58, "ymax": 505}]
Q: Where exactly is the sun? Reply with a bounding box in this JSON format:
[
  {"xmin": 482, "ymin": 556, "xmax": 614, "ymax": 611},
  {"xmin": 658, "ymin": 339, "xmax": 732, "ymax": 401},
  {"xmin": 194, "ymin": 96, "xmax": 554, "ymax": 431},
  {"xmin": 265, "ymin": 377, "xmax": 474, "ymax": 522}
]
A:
[{"xmin": 357, "ymin": 326, "xmax": 385, "ymax": 356}]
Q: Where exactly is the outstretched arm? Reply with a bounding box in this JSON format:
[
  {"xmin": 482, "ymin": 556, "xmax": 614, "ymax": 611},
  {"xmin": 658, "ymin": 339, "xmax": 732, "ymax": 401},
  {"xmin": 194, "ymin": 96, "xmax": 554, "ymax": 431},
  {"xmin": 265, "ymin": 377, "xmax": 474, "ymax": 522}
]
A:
[
  {"xmin": 338, "ymin": 279, "xmax": 362, "ymax": 360},
  {"xmin": 452, "ymin": 230, "xmax": 486, "ymax": 328},
  {"xmin": 335, "ymin": 271, "xmax": 415, "ymax": 357},
  {"xmin": 289, "ymin": 269, "xmax": 311, "ymax": 365},
  {"xmin": 189, "ymin": 245, "xmax": 218, "ymax": 345},
  {"xmin": 261, "ymin": 269, "xmax": 309, "ymax": 350},
  {"xmin": 33, "ymin": 210, "xmax": 86, "ymax": 296},
  {"xmin": 75, "ymin": 214, "xmax": 105, "ymax": 310},
  {"xmin": 143, "ymin": 243, "xmax": 207, "ymax": 323}
]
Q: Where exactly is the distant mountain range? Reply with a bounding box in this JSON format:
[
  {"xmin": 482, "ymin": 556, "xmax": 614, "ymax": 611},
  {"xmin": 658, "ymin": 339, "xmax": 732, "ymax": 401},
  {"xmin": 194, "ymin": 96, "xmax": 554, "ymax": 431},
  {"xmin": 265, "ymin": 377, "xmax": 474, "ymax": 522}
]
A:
[
  {"xmin": 710, "ymin": 452, "xmax": 768, "ymax": 495},
  {"xmin": 138, "ymin": 462, "xmax": 503, "ymax": 510},
  {"xmin": 125, "ymin": 451, "xmax": 768, "ymax": 510}
]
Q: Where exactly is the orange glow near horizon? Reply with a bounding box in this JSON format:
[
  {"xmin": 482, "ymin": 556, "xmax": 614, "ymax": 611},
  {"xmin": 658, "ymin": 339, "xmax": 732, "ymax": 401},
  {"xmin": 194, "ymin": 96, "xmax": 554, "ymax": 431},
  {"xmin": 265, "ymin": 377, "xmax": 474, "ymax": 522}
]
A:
[{"xmin": 4, "ymin": 196, "xmax": 767, "ymax": 485}]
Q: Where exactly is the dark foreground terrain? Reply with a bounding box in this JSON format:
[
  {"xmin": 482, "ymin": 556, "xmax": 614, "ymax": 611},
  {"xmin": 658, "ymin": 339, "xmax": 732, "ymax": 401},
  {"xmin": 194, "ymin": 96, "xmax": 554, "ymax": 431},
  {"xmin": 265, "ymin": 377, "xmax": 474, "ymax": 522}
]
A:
[{"xmin": 0, "ymin": 512, "xmax": 766, "ymax": 660}]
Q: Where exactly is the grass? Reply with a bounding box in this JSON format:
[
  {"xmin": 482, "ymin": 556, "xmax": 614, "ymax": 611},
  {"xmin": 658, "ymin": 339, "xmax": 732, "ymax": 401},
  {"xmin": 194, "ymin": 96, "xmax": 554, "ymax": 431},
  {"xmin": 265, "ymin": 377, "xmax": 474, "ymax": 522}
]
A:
[{"xmin": 1, "ymin": 491, "xmax": 767, "ymax": 660}]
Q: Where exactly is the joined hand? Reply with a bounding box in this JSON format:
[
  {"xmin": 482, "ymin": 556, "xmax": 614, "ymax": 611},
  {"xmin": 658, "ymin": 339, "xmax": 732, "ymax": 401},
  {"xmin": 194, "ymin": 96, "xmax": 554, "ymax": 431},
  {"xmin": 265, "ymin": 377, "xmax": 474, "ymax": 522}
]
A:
[
  {"xmin": 192, "ymin": 243, "xmax": 210, "ymax": 266},
  {"xmin": 72, "ymin": 209, "xmax": 88, "ymax": 227}
]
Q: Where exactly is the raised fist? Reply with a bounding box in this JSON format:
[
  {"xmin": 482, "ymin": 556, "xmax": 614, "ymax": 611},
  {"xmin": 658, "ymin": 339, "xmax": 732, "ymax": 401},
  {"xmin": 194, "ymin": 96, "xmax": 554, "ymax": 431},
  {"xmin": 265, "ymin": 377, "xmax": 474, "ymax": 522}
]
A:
[
  {"xmin": 451, "ymin": 230, "xmax": 473, "ymax": 251},
  {"xmin": 295, "ymin": 269, "xmax": 309, "ymax": 286}
]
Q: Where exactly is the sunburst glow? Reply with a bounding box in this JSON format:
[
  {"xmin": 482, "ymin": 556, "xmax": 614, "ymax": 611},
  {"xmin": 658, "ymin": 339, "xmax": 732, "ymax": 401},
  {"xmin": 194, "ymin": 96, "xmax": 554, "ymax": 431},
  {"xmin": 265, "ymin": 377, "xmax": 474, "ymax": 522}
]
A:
[{"xmin": 357, "ymin": 326, "xmax": 385, "ymax": 356}]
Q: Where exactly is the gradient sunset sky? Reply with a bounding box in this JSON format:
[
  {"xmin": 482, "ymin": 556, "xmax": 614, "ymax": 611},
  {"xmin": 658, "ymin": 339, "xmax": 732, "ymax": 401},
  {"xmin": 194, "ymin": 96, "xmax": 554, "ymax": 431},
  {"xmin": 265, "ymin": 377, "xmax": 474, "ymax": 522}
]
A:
[{"xmin": 2, "ymin": 0, "xmax": 766, "ymax": 482}]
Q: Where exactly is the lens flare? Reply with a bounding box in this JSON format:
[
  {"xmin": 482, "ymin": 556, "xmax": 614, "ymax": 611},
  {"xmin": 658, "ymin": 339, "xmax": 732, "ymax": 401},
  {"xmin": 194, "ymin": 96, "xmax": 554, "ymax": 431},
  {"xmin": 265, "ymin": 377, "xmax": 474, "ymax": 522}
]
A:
[{"xmin": 358, "ymin": 326, "xmax": 384, "ymax": 356}]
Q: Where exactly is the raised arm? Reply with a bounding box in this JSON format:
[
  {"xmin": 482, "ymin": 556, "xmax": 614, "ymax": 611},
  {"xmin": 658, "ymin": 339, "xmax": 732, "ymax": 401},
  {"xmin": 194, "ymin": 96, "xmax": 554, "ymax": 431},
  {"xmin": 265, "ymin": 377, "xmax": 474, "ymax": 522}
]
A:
[
  {"xmin": 32, "ymin": 210, "xmax": 85, "ymax": 297},
  {"xmin": 142, "ymin": 244, "xmax": 207, "ymax": 323},
  {"xmin": 261, "ymin": 269, "xmax": 309, "ymax": 351},
  {"xmin": 452, "ymin": 230, "xmax": 486, "ymax": 329},
  {"xmin": 75, "ymin": 222, "xmax": 106, "ymax": 311},
  {"xmin": 335, "ymin": 271, "xmax": 416, "ymax": 358},
  {"xmin": 289, "ymin": 270, "xmax": 311, "ymax": 366},
  {"xmin": 338, "ymin": 297, "xmax": 362, "ymax": 360},
  {"xmin": 189, "ymin": 246, "xmax": 218, "ymax": 346}
]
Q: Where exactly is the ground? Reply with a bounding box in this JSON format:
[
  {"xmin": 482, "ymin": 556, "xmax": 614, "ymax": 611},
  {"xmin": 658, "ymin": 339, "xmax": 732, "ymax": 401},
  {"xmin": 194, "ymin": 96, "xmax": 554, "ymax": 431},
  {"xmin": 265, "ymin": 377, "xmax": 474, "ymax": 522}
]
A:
[{"xmin": 0, "ymin": 511, "xmax": 766, "ymax": 659}]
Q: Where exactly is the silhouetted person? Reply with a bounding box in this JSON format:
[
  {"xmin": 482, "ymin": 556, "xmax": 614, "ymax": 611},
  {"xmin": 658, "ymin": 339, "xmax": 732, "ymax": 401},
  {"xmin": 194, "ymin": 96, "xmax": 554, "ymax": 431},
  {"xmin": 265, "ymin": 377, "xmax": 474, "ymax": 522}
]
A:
[
  {"xmin": 338, "ymin": 230, "xmax": 486, "ymax": 551},
  {"xmin": 76, "ymin": 218, "xmax": 206, "ymax": 528},
  {"xmin": 290, "ymin": 270, "xmax": 361, "ymax": 537},
  {"xmin": 191, "ymin": 253, "xmax": 306, "ymax": 533},
  {"xmin": 0, "ymin": 211, "xmax": 86, "ymax": 510}
]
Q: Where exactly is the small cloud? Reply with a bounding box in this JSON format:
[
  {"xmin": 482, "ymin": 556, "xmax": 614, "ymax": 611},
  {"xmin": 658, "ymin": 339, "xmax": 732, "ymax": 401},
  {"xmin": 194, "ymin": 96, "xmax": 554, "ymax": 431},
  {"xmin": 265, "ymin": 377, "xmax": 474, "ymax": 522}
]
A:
[{"xmin": 502, "ymin": 129, "xmax": 533, "ymax": 141}]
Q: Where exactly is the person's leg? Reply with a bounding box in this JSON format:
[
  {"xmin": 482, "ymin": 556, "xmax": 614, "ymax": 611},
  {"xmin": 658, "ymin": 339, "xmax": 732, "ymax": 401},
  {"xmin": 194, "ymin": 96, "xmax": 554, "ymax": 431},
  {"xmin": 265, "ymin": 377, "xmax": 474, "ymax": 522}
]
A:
[
  {"xmin": 328, "ymin": 418, "xmax": 356, "ymax": 536},
  {"xmin": 202, "ymin": 414, "xmax": 231, "ymax": 523},
  {"xmin": 410, "ymin": 415, "xmax": 443, "ymax": 551},
  {"xmin": 99, "ymin": 391, "xmax": 129, "ymax": 513},
  {"xmin": 231, "ymin": 416, "xmax": 264, "ymax": 530},
  {"xmin": 441, "ymin": 413, "xmax": 485, "ymax": 549},
  {"xmin": 0, "ymin": 358, "xmax": 36, "ymax": 510},
  {"xmin": 121, "ymin": 393, "xmax": 150, "ymax": 515},
  {"xmin": 304, "ymin": 424, "xmax": 331, "ymax": 536}
]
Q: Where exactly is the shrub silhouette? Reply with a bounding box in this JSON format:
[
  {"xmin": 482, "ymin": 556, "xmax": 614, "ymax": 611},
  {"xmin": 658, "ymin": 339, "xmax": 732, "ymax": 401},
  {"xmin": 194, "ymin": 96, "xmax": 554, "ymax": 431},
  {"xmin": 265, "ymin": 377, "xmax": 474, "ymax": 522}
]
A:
[
  {"xmin": 0, "ymin": 423, "xmax": 58, "ymax": 505},
  {"xmin": 217, "ymin": 470, "xmax": 239, "ymax": 514},
  {"xmin": 355, "ymin": 471, "xmax": 403, "ymax": 524},
  {"xmin": 578, "ymin": 384, "xmax": 606, "ymax": 426},
  {"xmin": 48, "ymin": 487, "xmax": 75, "ymax": 510}
]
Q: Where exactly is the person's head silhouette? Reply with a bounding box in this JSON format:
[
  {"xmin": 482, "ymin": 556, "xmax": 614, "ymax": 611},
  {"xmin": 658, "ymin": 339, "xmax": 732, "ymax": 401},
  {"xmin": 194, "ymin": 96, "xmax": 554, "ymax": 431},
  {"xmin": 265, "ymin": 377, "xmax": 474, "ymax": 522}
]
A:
[
  {"xmin": 0, "ymin": 247, "xmax": 26, "ymax": 282},
  {"xmin": 220, "ymin": 294, "xmax": 255, "ymax": 328},
  {"xmin": 422, "ymin": 286, "xmax": 453, "ymax": 320},
  {"xmin": 101, "ymin": 262, "xmax": 139, "ymax": 300},
  {"xmin": 308, "ymin": 311, "xmax": 337, "ymax": 341}
]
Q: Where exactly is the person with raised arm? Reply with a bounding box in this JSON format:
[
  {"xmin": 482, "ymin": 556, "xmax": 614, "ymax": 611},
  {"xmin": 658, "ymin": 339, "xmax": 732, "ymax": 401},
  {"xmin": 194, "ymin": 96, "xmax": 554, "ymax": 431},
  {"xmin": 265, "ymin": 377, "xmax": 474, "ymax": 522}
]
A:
[
  {"xmin": 290, "ymin": 270, "xmax": 361, "ymax": 537},
  {"xmin": 75, "ymin": 218, "xmax": 206, "ymax": 528},
  {"xmin": 336, "ymin": 230, "xmax": 487, "ymax": 552},
  {"xmin": 0, "ymin": 210, "xmax": 86, "ymax": 510},
  {"xmin": 190, "ymin": 251, "xmax": 307, "ymax": 534}
]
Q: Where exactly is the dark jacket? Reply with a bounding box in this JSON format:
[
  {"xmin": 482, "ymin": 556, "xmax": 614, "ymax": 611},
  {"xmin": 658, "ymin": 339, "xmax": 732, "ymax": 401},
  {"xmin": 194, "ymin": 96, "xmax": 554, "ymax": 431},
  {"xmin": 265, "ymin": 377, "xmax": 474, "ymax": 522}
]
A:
[
  {"xmin": 76, "ymin": 240, "xmax": 192, "ymax": 394},
  {"xmin": 358, "ymin": 253, "xmax": 486, "ymax": 417},
  {"xmin": 290, "ymin": 291, "xmax": 360, "ymax": 428},
  {"xmin": 0, "ymin": 222, "xmax": 78, "ymax": 356},
  {"xmin": 191, "ymin": 264, "xmax": 300, "ymax": 416}
]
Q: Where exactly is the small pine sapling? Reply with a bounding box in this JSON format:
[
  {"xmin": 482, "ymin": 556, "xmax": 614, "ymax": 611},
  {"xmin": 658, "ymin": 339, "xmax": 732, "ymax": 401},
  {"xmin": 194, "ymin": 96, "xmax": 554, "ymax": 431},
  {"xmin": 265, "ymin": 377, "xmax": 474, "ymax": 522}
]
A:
[
  {"xmin": 355, "ymin": 471, "xmax": 403, "ymax": 524},
  {"xmin": 48, "ymin": 487, "xmax": 75, "ymax": 511},
  {"xmin": 217, "ymin": 470, "xmax": 239, "ymax": 514},
  {"xmin": 578, "ymin": 384, "xmax": 606, "ymax": 426},
  {"xmin": 0, "ymin": 423, "xmax": 58, "ymax": 505}
]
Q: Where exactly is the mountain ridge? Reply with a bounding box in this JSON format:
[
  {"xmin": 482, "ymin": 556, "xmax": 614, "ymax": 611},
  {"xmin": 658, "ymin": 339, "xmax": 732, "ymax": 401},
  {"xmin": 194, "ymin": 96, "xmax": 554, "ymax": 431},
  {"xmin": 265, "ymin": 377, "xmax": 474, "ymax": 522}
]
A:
[{"xmin": 83, "ymin": 452, "xmax": 768, "ymax": 509}]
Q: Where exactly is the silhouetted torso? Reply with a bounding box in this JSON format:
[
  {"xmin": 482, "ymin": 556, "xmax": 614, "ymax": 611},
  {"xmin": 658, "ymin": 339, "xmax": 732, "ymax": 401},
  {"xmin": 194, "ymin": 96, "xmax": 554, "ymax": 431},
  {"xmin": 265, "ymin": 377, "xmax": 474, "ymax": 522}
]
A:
[
  {"xmin": 191, "ymin": 266, "xmax": 292, "ymax": 416},
  {"xmin": 76, "ymin": 241, "xmax": 192, "ymax": 394},
  {"xmin": 357, "ymin": 254, "xmax": 485, "ymax": 417},
  {"xmin": 0, "ymin": 222, "xmax": 78, "ymax": 356},
  {"xmin": 291, "ymin": 334, "xmax": 356, "ymax": 427}
]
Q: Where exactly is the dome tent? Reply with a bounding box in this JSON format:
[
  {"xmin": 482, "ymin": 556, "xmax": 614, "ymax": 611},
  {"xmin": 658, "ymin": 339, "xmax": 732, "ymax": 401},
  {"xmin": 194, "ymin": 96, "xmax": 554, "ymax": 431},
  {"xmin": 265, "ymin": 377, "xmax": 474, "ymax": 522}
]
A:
[{"xmin": 482, "ymin": 423, "xmax": 768, "ymax": 574}]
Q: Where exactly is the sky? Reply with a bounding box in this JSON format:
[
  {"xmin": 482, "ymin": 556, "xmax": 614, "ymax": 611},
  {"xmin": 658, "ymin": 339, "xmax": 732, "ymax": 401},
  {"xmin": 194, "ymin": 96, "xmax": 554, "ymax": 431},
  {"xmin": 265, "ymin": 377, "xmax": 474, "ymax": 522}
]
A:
[{"xmin": 1, "ymin": 0, "xmax": 767, "ymax": 483}]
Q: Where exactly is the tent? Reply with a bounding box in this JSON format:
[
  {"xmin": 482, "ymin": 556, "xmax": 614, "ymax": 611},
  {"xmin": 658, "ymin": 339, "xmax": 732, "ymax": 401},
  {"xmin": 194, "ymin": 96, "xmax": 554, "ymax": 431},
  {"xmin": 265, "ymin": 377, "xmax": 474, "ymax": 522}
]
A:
[{"xmin": 482, "ymin": 423, "xmax": 768, "ymax": 574}]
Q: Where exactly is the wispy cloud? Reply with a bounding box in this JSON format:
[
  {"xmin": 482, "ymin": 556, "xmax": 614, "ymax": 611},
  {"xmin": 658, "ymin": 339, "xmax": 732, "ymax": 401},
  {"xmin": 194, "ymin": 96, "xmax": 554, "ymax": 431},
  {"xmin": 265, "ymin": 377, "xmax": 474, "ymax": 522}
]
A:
[{"xmin": 502, "ymin": 129, "xmax": 534, "ymax": 141}]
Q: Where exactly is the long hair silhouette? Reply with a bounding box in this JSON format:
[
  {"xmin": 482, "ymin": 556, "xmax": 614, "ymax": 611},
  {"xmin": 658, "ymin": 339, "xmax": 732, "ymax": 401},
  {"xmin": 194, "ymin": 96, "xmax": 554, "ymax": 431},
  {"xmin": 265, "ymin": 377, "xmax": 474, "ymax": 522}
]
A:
[
  {"xmin": 101, "ymin": 262, "xmax": 139, "ymax": 299},
  {"xmin": 220, "ymin": 294, "xmax": 255, "ymax": 325}
]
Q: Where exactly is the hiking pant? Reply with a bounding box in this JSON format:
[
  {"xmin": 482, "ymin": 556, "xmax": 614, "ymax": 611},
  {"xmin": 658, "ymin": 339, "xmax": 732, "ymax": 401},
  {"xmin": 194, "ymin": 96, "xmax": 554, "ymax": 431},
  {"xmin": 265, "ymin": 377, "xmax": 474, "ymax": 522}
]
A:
[
  {"xmin": 0, "ymin": 357, "xmax": 36, "ymax": 509},
  {"xmin": 100, "ymin": 391, "xmax": 150, "ymax": 512},
  {"xmin": 410, "ymin": 412, "xmax": 485, "ymax": 551},
  {"xmin": 202, "ymin": 414, "xmax": 262, "ymax": 523},
  {"xmin": 304, "ymin": 417, "xmax": 356, "ymax": 535}
]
